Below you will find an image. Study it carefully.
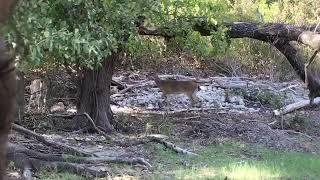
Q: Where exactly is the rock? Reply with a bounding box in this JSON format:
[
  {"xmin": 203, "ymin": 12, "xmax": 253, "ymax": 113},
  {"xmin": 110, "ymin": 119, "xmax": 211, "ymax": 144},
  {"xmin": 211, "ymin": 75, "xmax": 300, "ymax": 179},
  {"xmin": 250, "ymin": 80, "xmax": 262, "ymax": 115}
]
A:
[{"xmin": 50, "ymin": 102, "xmax": 65, "ymax": 113}]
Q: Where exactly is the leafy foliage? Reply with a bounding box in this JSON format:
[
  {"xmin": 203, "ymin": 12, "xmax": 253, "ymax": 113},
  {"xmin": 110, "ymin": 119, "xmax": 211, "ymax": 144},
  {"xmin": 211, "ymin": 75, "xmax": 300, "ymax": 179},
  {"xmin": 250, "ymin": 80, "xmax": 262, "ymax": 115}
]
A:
[
  {"xmin": 9, "ymin": 0, "xmax": 160, "ymax": 70},
  {"xmin": 7, "ymin": 0, "xmax": 320, "ymax": 74}
]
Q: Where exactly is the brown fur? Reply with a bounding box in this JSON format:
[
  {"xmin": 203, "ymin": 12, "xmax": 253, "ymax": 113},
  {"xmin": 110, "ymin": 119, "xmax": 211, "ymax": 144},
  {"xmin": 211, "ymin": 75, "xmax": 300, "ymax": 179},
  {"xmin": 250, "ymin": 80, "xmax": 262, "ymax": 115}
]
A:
[
  {"xmin": 0, "ymin": 1, "xmax": 17, "ymax": 179},
  {"xmin": 154, "ymin": 75, "xmax": 199, "ymax": 106}
]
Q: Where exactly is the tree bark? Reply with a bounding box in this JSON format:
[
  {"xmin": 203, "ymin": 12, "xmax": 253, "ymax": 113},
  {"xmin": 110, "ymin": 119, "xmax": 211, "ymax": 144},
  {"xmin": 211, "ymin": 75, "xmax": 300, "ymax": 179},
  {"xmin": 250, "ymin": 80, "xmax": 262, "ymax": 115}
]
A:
[
  {"xmin": 76, "ymin": 53, "xmax": 117, "ymax": 133},
  {"xmin": 0, "ymin": 39, "xmax": 16, "ymax": 180}
]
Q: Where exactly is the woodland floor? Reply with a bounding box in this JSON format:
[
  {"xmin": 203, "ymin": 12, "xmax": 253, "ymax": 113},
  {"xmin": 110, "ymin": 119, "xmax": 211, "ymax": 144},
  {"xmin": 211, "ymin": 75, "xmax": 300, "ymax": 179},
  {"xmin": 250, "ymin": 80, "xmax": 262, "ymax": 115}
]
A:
[{"xmin": 7, "ymin": 72, "xmax": 320, "ymax": 179}]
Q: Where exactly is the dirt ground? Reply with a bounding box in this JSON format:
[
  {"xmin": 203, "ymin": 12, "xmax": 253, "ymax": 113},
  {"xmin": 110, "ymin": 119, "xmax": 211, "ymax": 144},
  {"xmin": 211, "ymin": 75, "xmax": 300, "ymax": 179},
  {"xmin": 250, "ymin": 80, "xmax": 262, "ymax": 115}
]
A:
[{"xmin": 12, "ymin": 72, "xmax": 320, "ymax": 179}]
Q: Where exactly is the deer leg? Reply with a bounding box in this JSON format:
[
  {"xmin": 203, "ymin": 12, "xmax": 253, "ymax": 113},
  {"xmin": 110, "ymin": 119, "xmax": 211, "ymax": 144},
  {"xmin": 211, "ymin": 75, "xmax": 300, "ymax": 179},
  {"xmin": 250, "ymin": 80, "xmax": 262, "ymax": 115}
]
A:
[
  {"xmin": 35, "ymin": 93, "xmax": 41, "ymax": 112},
  {"xmin": 188, "ymin": 96, "xmax": 194, "ymax": 108},
  {"xmin": 42, "ymin": 93, "xmax": 47, "ymax": 113},
  {"xmin": 27, "ymin": 94, "xmax": 34, "ymax": 112},
  {"xmin": 309, "ymin": 95, "xmax": 315, "ymax": 106},
  {"xmin": 163, "ymin": 95, "xmax": 170, "ymax": 111},
  {"xmin": 190, "ymin": 91, "xmax": 199, "ymax": 107},
  {"xmin": 305, "ymin": 63, "xmax": 309, "ymax": 87}
]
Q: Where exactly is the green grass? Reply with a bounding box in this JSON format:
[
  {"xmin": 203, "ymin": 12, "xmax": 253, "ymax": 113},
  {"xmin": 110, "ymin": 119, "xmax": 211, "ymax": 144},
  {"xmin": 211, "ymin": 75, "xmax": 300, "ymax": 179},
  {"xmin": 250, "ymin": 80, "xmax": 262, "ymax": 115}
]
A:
[
  {"xmin": 37, "ymin": 171, "xmax": 85, "ymax": 180},
  {"xmin": 147, "ymin": 142, "xmax": 320, "ymax": 180},
  {"xmin": 35, "ymin": 142, "xmax": 320, "ymax": 180}
]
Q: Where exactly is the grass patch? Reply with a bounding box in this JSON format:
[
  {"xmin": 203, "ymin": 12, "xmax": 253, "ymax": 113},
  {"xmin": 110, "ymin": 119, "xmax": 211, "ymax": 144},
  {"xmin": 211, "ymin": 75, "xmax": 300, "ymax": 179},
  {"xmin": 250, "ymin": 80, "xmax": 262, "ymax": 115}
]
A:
[
  {"xmin": 37, "ymin": 171, "xmax": 85, "ymax": 180},
  {"xmin": 147, "ymin": 142, "xmax": 320, "ymax": 179}
]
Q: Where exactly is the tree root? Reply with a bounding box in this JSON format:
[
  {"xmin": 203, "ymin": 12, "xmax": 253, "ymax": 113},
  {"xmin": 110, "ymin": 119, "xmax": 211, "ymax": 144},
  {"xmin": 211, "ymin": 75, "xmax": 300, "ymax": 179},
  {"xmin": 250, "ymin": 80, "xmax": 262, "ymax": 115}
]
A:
[
  {"xmin": 7, "ymin": 142, "xmax": 151, "ymax": 179},
  {"xmin": 10, "ymin": 123, "xmax": 153, "ymax": 178},
  {"xmin": 12, "ymin": 124, "xmax": 92, "ymax": 157},
  {"xmin": 11, "ymin": 122, "xmax": 196, "ymax": 178},
  {"xmin": 8, "ymin": 143, "xmax": 105, "ymax": 179}
]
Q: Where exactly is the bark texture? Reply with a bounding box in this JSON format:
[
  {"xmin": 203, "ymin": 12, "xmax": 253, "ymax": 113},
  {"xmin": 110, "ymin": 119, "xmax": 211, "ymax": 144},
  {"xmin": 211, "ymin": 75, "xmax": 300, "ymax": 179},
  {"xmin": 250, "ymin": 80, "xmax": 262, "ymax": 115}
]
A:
[
  {"xmin": 76, "ymin": 54, "xmax": 117, "ymax": 133},
  {"xmin": 0, "ymin": 39, "xmax": 16, "ymax": 180}
]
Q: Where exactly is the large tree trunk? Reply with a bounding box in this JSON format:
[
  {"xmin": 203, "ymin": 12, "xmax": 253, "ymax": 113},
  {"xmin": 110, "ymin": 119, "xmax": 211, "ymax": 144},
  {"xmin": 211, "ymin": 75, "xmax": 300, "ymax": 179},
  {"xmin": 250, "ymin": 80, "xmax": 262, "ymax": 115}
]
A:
[
  {"xmin": 0, "ymin": 39, "xmax": 16, "ymax": 180},
  {"xmin": 76, "ymin": 53, "xmax": 117, "ymax": 133}
]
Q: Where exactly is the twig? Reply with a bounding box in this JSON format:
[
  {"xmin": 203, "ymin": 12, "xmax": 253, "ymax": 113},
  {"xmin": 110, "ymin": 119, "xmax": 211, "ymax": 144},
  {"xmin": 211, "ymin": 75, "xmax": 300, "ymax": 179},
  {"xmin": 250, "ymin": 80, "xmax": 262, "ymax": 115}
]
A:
[
  {"xmin": 116, "ymin": 80, "xmax": 153, "ymax": 94},
  {"xmin": 111, "ymin": 79, "xmax": 126, "ymax": 90},
  {"xmin": 281, "ymin": 129, "xmax": 314, "ymax": 140},
  {"xmin": 178, "ymin": 116, "xmax": 201, "ymax": 120},
  {"xmin": 279, "ymin": 84, "xmax": 299, "ymax": 94}
]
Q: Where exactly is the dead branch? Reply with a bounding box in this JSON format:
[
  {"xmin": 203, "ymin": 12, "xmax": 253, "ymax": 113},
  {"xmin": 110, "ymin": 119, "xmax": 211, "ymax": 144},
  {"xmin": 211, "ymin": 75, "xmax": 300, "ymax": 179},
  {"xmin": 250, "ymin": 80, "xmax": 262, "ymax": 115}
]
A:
[
  {"xmin": 279, "ymin": 84, "xmax": 299, "ymax": 92},
  {"xmin": 281, "ymin": 129, "xmax": 314, "ymax": 140},
  {"xmin": 150, "ymin": 137, "xmax": 198, "ymax": 156},
  {"xmin": 12, "ymin": 124, "xmax": 92, "ymax": 157},
  {"xmin": 273, "ymin": 97, "xmax": 320, "ymax": 116},
  {"xmin": 111, "ymin": 79, "xmax": 126, "ymax": 90},
  {"xmin": 116, "ymin": 80, "xmax": 153, "ymax": 94}
]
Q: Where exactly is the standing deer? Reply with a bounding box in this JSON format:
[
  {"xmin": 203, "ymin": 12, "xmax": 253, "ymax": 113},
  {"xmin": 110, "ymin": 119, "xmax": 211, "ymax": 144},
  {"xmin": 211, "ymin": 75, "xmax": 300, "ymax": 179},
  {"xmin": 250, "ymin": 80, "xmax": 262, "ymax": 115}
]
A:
[
  {"xmin": 0, "ymin": 0, "xmax": 17, "ymax": 179},
  {"xmin": 153, "ymin": 75, "xmax": 200, "ymax": 107}
]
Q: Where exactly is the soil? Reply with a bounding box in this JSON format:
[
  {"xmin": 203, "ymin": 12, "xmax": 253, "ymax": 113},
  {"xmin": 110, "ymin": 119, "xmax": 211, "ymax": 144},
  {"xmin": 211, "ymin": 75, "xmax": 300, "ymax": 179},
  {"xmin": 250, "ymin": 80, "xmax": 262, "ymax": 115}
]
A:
[{"xmin": 12, "ymin": 71, "xmax": 320, "ymax": 179}]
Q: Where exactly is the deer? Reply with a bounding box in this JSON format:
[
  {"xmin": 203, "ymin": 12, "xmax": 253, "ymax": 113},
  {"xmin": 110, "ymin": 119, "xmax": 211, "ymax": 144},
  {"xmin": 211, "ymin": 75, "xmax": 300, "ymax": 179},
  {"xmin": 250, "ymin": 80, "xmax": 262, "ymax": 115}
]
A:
[
  {"xmin": 0, "ymin": 0, "xmax": 18, "ymax": 179},
  {"xmin": 27, "ymin": 78, "xmax": 47, "ymax": 113},
  {"xmin": 152, "ymin": 74, "xmax": 200, "ymax": 107}
]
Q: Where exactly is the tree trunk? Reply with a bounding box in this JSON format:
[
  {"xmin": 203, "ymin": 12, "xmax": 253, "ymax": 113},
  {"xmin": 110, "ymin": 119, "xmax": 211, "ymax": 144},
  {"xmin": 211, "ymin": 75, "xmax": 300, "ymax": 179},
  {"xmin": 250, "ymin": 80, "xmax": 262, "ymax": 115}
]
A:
[
  {"xmin": 76, "ymin": 53, "xmax": 117, "ymax": 133},
  {"xmin": 0, "ymin": 38, "xmax": 16, "ymax": 180}
]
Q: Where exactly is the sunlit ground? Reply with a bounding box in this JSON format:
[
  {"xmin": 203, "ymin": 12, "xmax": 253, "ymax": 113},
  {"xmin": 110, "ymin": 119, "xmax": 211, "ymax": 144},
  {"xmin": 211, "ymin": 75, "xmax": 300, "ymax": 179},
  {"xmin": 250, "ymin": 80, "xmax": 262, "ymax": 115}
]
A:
[
  {"xmin": 35, "ymin": 142, "xmax": 320, "ymax": 180},
  {"xmin": 148, "ymin": 142, "xmax": 320, "ymax": 179}
]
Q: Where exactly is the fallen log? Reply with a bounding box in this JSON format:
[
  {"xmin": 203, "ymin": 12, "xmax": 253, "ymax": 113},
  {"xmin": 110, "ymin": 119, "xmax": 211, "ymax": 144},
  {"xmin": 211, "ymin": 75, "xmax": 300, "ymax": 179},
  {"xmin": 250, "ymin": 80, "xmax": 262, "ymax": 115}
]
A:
[{"xmin": 273, "ymin": 97, "xmax": 320, "ymax": 116}]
